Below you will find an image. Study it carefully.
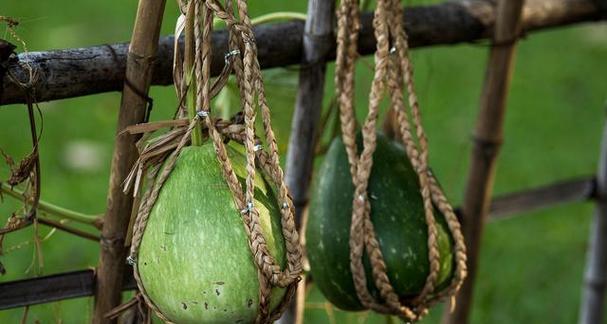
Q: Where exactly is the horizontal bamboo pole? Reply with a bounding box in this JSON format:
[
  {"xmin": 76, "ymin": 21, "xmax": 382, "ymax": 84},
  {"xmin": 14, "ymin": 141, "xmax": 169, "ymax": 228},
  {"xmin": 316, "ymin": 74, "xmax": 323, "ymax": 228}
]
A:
[
  {"xmin": 471, "ymin": 177, "xmax": 595, "ymax": 219},
  {"xmin": 0, "ymin": 176, "xmax": 595, "ymax": 310},
  {"xmin": 1, "ymin": 0, "xmax": 602, "ymax": 105},
  {"xmin": 0, "ymin": 269, "xmax": 136, "ymax": 311}
]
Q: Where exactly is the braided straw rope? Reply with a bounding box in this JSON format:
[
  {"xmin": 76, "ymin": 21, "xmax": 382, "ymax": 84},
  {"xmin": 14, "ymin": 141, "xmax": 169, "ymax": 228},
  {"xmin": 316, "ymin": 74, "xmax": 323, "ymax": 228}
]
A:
[
  {"xmin": 125, "ymin": 1, "xmax": 302, "ymax": 323},
  {"xmin": 335, "ymin": 0, "xmax": 467, "ymax": 321}
]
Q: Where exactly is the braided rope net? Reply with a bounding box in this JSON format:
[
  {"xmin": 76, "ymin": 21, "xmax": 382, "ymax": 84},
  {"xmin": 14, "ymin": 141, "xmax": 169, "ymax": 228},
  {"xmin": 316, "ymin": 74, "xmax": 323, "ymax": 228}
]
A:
[
  {"xmin": 334, "ymin": 0, "xmax": 467, "ymax": 321},
  {"xmin": 124, "ymin": 1, "xmax": 303, "ymax": 323}
]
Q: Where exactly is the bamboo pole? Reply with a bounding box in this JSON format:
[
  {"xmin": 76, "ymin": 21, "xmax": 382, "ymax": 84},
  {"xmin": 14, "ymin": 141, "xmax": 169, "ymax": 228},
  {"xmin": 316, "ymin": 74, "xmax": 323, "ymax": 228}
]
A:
[
  {"xmin": 0, "ymin": 269, "xmax": 136, "ymax": 311},
  {"xmin": 442, "ymin": 0, "xmax": 525, "ymax": 323},
  {"xmin": 282, "ymin": 2, "xmax": 335, "ymax": 323},
  {"xmin": 285, "ymin": 0, "xmax": 335, "ymax": 226},
  {"xmin": 578, "ymin": 112, "xmax": 607, "ymax": 324},
  {"xmin": 92, "ymin": 1, "xmax": 166, "ymax": 323},
  {"xmin": 488, "ymin": 177, "xmax": 595, "ymax": 218},
  {"xmin": 1, "ymin": 0, "xmax": 602, "ymax": 106}
]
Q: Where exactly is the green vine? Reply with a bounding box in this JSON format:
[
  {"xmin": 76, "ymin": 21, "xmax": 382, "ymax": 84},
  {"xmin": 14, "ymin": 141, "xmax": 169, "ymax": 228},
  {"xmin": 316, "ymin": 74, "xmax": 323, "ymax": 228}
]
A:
[
  {"xmin": 1, "ymin": 182, "xmax": 101, "ymax": 228},
  {"xmin": 212, "ymin": 11, "xmax": 306, "ymax": 29},
  {"xmin": 251, "ymin": 12, "xmax": 307, "ymax": 25}
]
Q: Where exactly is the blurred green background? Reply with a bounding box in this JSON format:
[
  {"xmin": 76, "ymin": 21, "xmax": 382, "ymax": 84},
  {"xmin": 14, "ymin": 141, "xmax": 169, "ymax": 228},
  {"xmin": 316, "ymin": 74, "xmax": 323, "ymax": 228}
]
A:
[{"xmin": 1, "ymin": 0, "xmax": 606, "ymax": 323}]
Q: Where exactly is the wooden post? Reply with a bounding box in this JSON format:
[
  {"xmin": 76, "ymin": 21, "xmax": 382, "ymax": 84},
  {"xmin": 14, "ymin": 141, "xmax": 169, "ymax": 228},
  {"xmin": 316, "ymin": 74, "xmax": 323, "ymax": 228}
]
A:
[
  {"xmin": 92, "ymin": 0, "xmax": 166, "ymax": 323},
  {"xmin": 579, "ymin": 110, "xmax": 607, "ymax": 324},
  {"xmin": 442, "ymin": 1, "xmax": 525, "ymax": 323},
  {"xmin": 282, "ymin": 1, "xmax": 335, "ymax": 323}
]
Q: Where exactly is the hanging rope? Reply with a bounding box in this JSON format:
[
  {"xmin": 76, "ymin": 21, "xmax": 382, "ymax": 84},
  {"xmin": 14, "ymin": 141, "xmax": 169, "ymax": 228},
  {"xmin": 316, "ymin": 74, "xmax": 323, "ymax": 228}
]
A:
[
  {"xmin": 119, "ymin": 1, "xmax": 303, "ymax": 323},
  {"xmin": 335, "ymin": 0, "xmax": 467, "ymax": 321}
]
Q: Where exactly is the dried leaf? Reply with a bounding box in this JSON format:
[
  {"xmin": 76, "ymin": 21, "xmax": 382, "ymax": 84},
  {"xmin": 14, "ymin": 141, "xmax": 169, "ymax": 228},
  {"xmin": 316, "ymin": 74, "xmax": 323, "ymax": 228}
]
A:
[
  {"xmin": 0, "ymin": 213, "xmax": 31, "ymax": 234},
  {"xmin": 0, "ymin": 213, "xmax": 23, "ymax": 251},
  {"xmin": 7, "ymin": 149, "xmax": 38, "ymax": 186}
]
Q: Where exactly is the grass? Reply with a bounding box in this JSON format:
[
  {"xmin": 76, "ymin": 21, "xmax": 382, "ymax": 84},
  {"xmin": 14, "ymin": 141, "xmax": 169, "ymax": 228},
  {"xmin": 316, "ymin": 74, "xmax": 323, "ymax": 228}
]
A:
[{"xmin": 1, "ymin": 0, "xmax": 606, "ymax": 323}]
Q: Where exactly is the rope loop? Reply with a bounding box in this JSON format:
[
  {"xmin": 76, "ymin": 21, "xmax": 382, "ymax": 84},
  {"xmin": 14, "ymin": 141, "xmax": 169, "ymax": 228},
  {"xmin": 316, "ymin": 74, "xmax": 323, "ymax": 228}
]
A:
[
  {"xmin": 121, "ymin": 1, "xmax": 303, "ymax": 323},
  {"xmin": 335, "ymin": 0, "xmax": 467, "ymax": 321}
]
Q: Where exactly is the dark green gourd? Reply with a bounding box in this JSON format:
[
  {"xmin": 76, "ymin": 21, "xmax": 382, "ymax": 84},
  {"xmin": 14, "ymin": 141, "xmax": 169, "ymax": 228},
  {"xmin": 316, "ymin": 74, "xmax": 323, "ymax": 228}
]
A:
[{"xmin": 307, "ymin": 134, "xmax": 454, "ymax": 310}]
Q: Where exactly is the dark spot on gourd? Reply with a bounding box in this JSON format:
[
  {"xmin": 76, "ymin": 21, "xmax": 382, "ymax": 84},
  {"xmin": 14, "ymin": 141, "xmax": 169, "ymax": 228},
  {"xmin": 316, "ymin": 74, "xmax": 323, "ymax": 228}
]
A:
[
  {"xmin": 182, "ymin": 302, "xmax": 187, "ymax": 310},
  {"xmin": 204, "ymin": 302, "xmax": 208, "ymax": 310},
  {"xmin": 247, "ymin": 299, "xmax": 253, "ymax": 308},
  {"xmin": 143, "ymin": 262, "xmax": 147, "ymax": 266},
  {"xmin": 164, "ymin": 231, "xmax": 175, "ymax": 235},
  {"xmin": 215, "ymin": 281, "xmax": 225, "ymax": 285},
  {"xmin": 215, "ymin": 289, "xmax": 220, "ymax": 296},
  {"xmin": 224, "ymin": 309, "xmax": 228, "ymax": 312},
  {"xmin": 202, "ymin": 290, "xmax": 206, "ymax": 294}
]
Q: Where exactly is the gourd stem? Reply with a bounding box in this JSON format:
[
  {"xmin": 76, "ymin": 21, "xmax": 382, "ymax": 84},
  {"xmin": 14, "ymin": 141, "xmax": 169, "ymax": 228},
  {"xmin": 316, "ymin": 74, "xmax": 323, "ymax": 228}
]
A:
[
  {"xmin": 212, "ymin": 12, "xmax": 306, "ymax": 28},
  {"xmin": 185, "ymin": 2, "xmax": 203, "ymax": 146},
  {"xmin": 250, "ymin": 12, "xmax": 307, "ymax": 25},
  {"xmin": 1, "ymin": 182, "xmax": 102, "ymax": 228}
]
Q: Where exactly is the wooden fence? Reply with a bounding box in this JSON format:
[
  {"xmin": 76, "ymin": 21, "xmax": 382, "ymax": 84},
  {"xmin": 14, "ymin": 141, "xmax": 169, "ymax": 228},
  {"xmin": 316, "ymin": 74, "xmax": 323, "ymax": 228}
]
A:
[{"xmin": 0, "ymin": 0, "xmax": 605, "ymax": 323}]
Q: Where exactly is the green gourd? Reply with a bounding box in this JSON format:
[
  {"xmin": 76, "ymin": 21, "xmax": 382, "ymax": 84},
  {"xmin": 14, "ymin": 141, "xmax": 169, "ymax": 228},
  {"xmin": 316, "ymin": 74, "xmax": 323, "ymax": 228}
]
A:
[
  {"xmin": 138, "ymin": 143, "xmax": 286, "ymax": 323},
  {"xmin": 306, "ymin": 133, "xmax": 454, "ymax": 311}
]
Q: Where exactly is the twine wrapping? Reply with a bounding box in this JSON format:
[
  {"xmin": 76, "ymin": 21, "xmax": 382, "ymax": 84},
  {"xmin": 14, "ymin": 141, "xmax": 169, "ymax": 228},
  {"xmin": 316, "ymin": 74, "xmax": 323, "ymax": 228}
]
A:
[
  {"xmin": 335, "ymin": 0, "xmax": 467, "ymax": 321},
  {"xmin": 120, "ymin": 1, "xmax": 303, "ymax": 323}
]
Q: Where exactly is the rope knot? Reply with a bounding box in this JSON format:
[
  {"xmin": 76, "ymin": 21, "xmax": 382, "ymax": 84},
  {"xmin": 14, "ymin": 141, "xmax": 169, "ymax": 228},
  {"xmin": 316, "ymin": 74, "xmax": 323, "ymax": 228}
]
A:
[
  {"xmin": 240, "ymin": 201, "xmax": 254, "ymax": 214},
  {"xmin": 224, "ymin": 49, "xmax": 241, "ymax": 64},
  {"xmin": 196, "ymin": 110, "xmax": 209, "ymax": 118},
  {"xmin": 334, "ymin": 0, "xmax": 467, "ymax": 320},
  {"xmin": 126, "ymin": 255, "xmax": 137, "ymax": 266}
]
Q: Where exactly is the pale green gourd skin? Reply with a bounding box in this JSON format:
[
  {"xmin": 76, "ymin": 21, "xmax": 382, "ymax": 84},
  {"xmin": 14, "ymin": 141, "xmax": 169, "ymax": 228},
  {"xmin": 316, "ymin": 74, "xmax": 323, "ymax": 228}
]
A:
[{"xmin": 138, "ymin": 143, "xmax": 286, "ymax": 324}]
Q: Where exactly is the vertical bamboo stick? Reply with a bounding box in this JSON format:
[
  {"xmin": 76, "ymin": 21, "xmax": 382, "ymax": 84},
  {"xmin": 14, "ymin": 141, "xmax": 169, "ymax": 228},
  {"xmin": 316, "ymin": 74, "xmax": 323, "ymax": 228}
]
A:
[
  {"xmin": 282, "ymin": 1, "xmax": 335, "ymax": 324},
  {"xmin": 285, "ymin": 0, "xmax": 335, "ymax": 225},
  {"xmin": 578, "ymin": 112, "xmax": 607, "ymax": 324},
  {"xmin": 443, "ymin": 1, "xmax": 525, "ymax": 323},
  {"xmin": 93, "ymin": 1, "xmax": 166, "ymax": 323}
]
